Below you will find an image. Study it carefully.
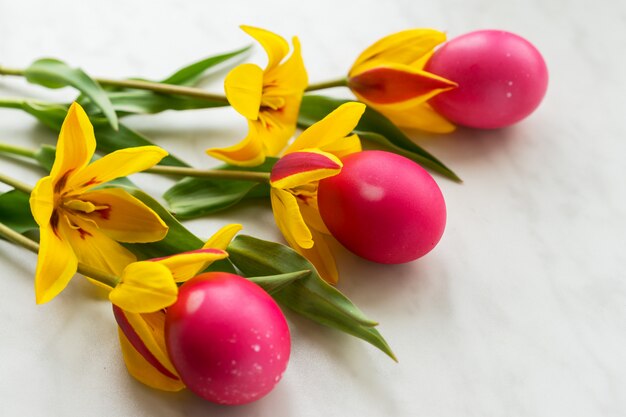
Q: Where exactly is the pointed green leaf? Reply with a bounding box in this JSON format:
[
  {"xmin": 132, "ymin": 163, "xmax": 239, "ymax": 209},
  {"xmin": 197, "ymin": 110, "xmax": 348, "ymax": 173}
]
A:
[
  {"xmin": 161, "ymin": 45, "xmax": 252, "ymax": 86},
  {"xmin": 0, "ymin": 190, "xmax": 37, "ymax": 233},
  {"xmin": 24, "ymin": 58, "xmax": 118, "ymax": 130},
  {"xmin": 228, "ymin": 235, "xmax": 396, "ymax": 360},
  {"xmin": 299, "ymin": 95, "xmax": 461, "ymax": 182},
  {"xmin": 247, "ymin": 270, "xmax": 311, "ymax": 295},
  {"xmin": 164, "ymin": 158, "xmax": 276, "ymax": 219}
]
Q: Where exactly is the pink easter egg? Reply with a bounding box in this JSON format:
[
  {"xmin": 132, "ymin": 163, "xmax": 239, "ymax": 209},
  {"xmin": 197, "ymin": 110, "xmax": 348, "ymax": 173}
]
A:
[
  {"xmin": 317, "ymin": 151, "xmax": 446, "ymax": 264},
  {"xmin": 165, "ymin": 272, "xmax": 290, "ymax": 405},
  {"xmin": 425, "ymin": 30, "xmax": 548, "ymax": 129}
]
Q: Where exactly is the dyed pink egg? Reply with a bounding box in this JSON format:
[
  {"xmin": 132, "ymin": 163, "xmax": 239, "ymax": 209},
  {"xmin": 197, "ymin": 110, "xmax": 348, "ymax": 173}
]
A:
[
  {"xmin": 425, "ymin": 30, "xmax": 548, "ymax": 129},
  {"xmin": 317, "ymin": 151, "xmax": 446, "ymax": 264},
  {"xmin": 165, "ymin": 272, "xmax": 290, "ymax": 405}
]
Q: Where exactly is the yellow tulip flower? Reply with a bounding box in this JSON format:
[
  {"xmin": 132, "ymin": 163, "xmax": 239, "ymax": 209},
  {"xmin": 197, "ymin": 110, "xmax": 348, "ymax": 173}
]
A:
[
  {"xmin": 207, "ymin": 26, "xmax": 308, "ymax": 166},
  {"xmin": 348, "ymin": 29, "xmax": 457, "ymax": 133},
  {"xmin": 269, "ymin": 102, "xmax": 365, "ymax": 284},
  {"xmin": 113, "ymin": 224, "xmax": 240, "ymax": 391},
  {"xmin": 29, "ymin": 102, "xmax": 169, "ymax": 304}
]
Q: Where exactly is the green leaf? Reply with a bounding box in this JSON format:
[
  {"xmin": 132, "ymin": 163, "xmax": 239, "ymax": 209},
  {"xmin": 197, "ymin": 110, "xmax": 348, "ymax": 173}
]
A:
[
  {"xmin": 164, "ymin": 158, "xmax": 276, "ymax": 219},
  {"xmin": 299, "ymin": 95, "xmax": 461, "ymax": 182},
  {"xmin": 0, "ymin": 190, "xmax": 37, "ymax": 233},
  {"xmin": 228, "ymin": 235, "xmax": 396, "ymax": 360},
  {"xmin": 161, "ymin": 45, "xmax": 252, "ymax": 86},
  {"xmin": 24, "ymin": 58, "xmax": 118, "ymax": 130},
  {"xmin": 92, "ymin": 122, "xmax": 189, "ymax": 167},
  {"xmin": 247, "ymin": 270, "xmax": 311, "ymax": 295}
]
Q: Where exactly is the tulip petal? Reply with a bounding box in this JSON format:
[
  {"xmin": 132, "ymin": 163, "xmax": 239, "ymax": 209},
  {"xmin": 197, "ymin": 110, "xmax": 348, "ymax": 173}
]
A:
[
  {"xmin": 296, "ymin": 229, "xmax": 339, "ymax": 285},
  {"xmin": 63, "ymin": 215, "xmax": 136, "ymax": 276},
  {"xmin": 286, "ymin": 102, "xmax": 366, "ymax": 154},
  {"xmin": 265, "ymin": 37, "xmax": 308, "ymax": 93},
  {"xmin": 109, "ymin": 261, "xmax": 177, "ymax": 313},
  {"xmin": 152, "ymin": 249, "xmax": 228, "ymax": 282},
  {"xmin": 351, "ymin": 29, "xmax": 447, "ymax": 75},
  {"xmin": 34, "ymin": 224, "xmax": 78, "ymax": 304},
  {"xmin": 29, "ymin": 176, "xmax": 54, "ymax": 226},
  {"xmin": 203, "ymin": 223, "xmax": 243, "ymax": 250},
  {"xmin": 113, "ymin": 307, "xmax": 184, "ymax": 391},
  {"xmin": 241, "ymin": 25, "xmax": 290, "ymax": 71},
  {"xmin": 50, "ymin": 102, "xmax": 96, "ymax": 188},
  {"xmin": 270, "ymin": 188, "xmax": 313, "ymax": 249},
  {"xmin": 380, "ymin": 102, "xmax": 456, "ymax": 133},
  {"xmin": 206, "ymin": 120, "xmax": 266, "ymax": 166},
  {"xmin": 224, "ymin": 63, "xmax": 263, "ymax": 120},
  {"xmin": 79, "ymin": 188, "xmax": 168, "ymax": 243},
  {"xmin": 270, "ymin": 150, "xmax": 342, "ymax": 190},
  {"xmin": 349, "ymin": 65, "xmax": 457, "ymax": 105},
  {"xmin": 66, "ymin": 146, "xmax": 167, "ymax": 193},
  {"xmin": 257, "ymin": 97, "xmax": 300, "ymax": 156}
]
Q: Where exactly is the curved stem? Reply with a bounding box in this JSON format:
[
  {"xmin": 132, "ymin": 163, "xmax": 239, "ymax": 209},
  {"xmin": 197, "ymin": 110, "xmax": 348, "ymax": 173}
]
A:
[
  {"xmin": 0, "ymin": 222, "xmax": 120, "ymax": 288},
  {"xmin": 0, "ymin": 65, "xmax": 229, "ymax": 104},
  {"xmin": 306, "ymin": 77, "xmax": 348, "ymax": 92},
  {"xmin": 146, "ymin": 165, "xmax": 270, "ymax": 183},
  {"xmin": 0, "ymin": 142, "xmax": 37, "ymax": 159},
  {"xmin": 0, "ymin": 172, "xmax": 34, "ymax": 194}
]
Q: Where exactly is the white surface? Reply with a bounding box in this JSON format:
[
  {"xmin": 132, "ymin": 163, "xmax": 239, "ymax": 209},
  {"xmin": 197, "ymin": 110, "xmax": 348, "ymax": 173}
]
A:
[{"xmin": 1, "ymin": 0, "xmax": 625, "ymax": 416}]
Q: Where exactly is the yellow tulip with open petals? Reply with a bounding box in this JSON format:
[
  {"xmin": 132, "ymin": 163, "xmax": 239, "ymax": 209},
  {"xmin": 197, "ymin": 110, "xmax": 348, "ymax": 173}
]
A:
[
  {"xmin": 29, "ymin": 102, "xmax": 169, "ymax": 304},
  {"xmin": 113, "ymin": 224, "xmax": 240, "ymax": 391},
  {"xmin": 269, "ymin": 102, "xmax": 365, "ymax": 284},
  {"xmin": 207, "ymin": 26, "xmax": 308, "ymax": 166},
  {"xmin": 348, "ymin": 29, "xmax": 457, "ymax": 133}
]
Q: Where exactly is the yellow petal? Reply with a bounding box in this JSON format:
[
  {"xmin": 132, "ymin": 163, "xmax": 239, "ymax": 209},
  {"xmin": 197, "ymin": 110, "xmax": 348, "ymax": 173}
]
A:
[
  {"xmin": 114, "ymin": 307, "xmax": 184, "ymax": 391},
  {"xmin": 202, "ymin": 223, "xmax": 243, "ymax": 250},
  {"xmin": 348, "ymin": 63, "xmax": 457, "ymax": 105},
  {"xmin": 117, "ymin": 329, "xmax": 185, "ymax": 391},
  {"xmin": 241, "ymin": 25, "xmax": 289, "ymax": 71},
  {"xmin": 66, "ymin": 146, "xmax": 168, "ymax": 193},
  {"xmin": 270, "ymin": 150, "xmax": 342, "ymax": 190},
  {"xmin": 270, "ymin": 188, "xmax": 313, "ymax": 249},
  {"xmin": 285, "ymin": 102, "xmax": 365, "ymax": 155},
  {"xmin": 206, "ymin": 120, "xmax": 266, "ymax": 167},
  {"xmin": 256, "ymin": 101, "xmax": 299, "ymax": 156},
  {"xmin": 109, "ymin": 261, "xmax": 177, "ymax": 313},
  {"xmin": 79, "ymin": 188, "xmax": 168, "ymax": 243},
  {"xmin": 154, "ymin": 249, "xmax": 228, "ymax": 282},
  {"xmin": 351, "ymin": 29, "xmax": 447, "ymax": 75},
  {"xmin": 34, "ymin": 224, "xmax": 78, "ymax": 304},
  {"xmin": 62, "ymin": 214, "xmax": 136, "ymax": 276},
  {"xmin": 320, "ymin": 133, "xmax": 362, "ymax": 159},
  {"xmin": 298, "ymin": 196, "xmax": 330, "ymax": 235},
  {"xmin": 29, "ymin": 176, "xmax": 54, "ymax": 227},
  {"xmin": 295, "ymin": 229, "xmax": 339, "ymax": 285},
  {"xmin": 265, "ymin": 36, "xmax": 308, "ymax": 93},
  {"xmin": 379, "ymin": 102, "xmax": 456, "ymax": 133},
  {"xmin": 224, "ymin": 63, "xmax": 263, "ymax": 120},
  {"xmin": 50, "ymin": 102, "xmax": 96, "ymax": 188}
]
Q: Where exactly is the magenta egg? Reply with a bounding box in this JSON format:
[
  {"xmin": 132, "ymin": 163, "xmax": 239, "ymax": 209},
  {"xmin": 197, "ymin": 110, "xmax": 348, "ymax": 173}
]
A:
[
  {"xmin": 165, "ymin": 272, "xmax": 290, "ymax": 405},
  {"xmin": 425, "ymin": 30, "xmax": 548, "ymax": 129},
  {"xmin": 317, "ymin": 151, "xmax": 446, "ymax": 264}
]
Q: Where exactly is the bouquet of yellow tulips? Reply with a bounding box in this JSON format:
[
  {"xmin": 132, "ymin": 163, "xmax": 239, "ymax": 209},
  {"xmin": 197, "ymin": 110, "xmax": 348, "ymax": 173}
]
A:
[{"xmin": 0, "ymin": 25, "xmax": 547, "ymax": 405}]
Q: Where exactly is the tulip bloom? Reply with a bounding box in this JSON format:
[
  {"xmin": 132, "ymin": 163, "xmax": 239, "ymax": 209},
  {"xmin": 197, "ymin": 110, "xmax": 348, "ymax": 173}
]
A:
[
  {"xmin": 207, "ymin": 26, "xmax": 308, "ymax": 166},
  {"xmin": 269, "ymin": 102, "xmax": 365, "ymax": 284},
  {"xmin": 113, "ymin": 224, "xmax": 240, "ymax": 391},
  {"xmin": 29, "ymin": 102, "xmax": 169, "ymax": 304},
  {"xmin": 348, "ymin": 29, "xmax": 457, "ymax": 133}
]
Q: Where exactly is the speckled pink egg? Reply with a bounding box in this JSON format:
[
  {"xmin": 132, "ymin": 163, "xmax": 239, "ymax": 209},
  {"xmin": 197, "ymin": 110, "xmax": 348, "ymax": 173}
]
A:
[
  {"xmin": 425, "ymin": 30, "xmax": 548, "ymax": 129},
  {"xmin": 165, "ymin": 272, "xmax": 290, "ymax": 405},
  {"xmin": 317, "ymin": 151, "xmax": 446, "ymax": 264}
]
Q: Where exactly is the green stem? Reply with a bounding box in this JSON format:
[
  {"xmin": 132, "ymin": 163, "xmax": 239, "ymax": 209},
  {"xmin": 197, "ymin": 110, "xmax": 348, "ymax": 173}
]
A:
[
  {"xmin": 0, "ymin": 222, "xmax": 120, "ymax": 288},
  {"xmin": 0, "ymin": 172, "xmax": 34, "ymax": 194},
  {"xmin": 147, "ymin": 165, "xmax": 270, "ymax": 182},
  {"xmin": 0, "ymin": 142, "xmax": 37, "ymax": 159},
  {"xmin": 306, "ymin": 77, "xmax": 348, "ymax": 92},
  {"xmin": 0, "ymin": 65, "xmax": 230, "ymax": 104}
]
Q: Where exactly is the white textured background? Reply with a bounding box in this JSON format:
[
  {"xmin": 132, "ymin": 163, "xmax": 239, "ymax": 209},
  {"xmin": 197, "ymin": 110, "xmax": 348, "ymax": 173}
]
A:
[{"xmin": 1, "ymin": 0, "xmax": 625, "ymax": 416}]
